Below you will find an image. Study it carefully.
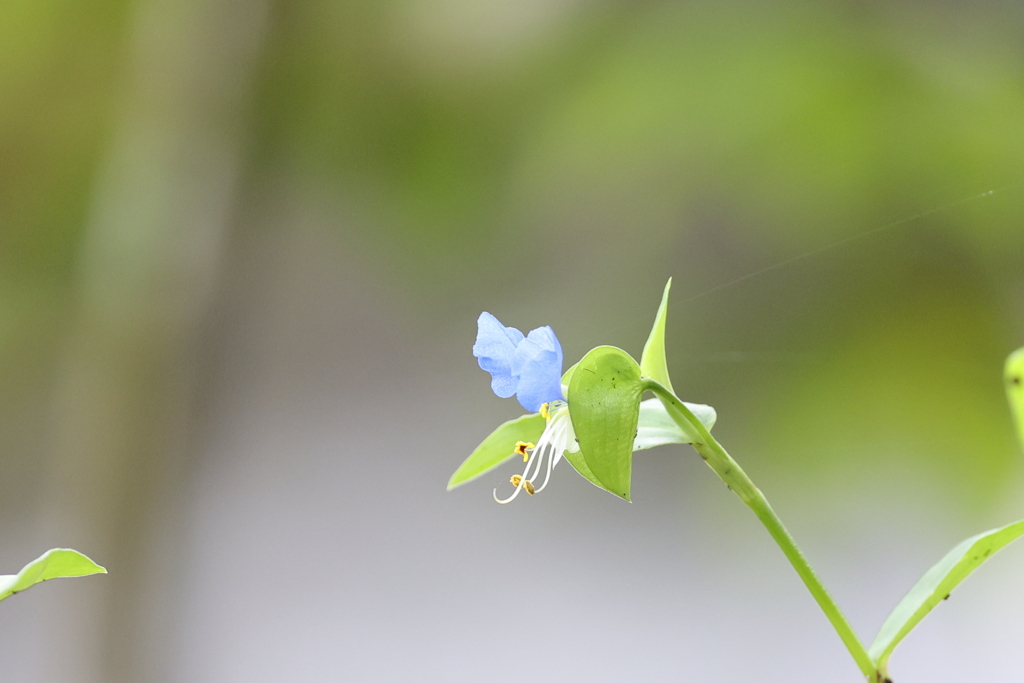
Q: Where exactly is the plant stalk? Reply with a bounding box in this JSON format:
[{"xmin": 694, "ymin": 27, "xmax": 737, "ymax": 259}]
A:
[{"xmin": 645, "ymin": 381, "xmax": 876, "ymax": 680}]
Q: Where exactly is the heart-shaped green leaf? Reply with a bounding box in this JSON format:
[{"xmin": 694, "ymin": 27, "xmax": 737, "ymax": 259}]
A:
[
  {"xmin": 566, "ymin": 346, "xmax": 644, "ymax": 500},
  {"xmin": 0, "ymin": 548, "xmax": 106, "ymax": 602},
  {"xmin": 447, "ymin": 413, "xmax": 546, "ymax": 490},
  {"xmin": 640, "ymin": 279, "xmax": 675, "ymax": 394},
  {"xmin": 869, "ymin": 519, "xmax": 1024, "ymax": 675},
  {"xmin": 1006, "ymin": 347, "xmax": 1024, "ymax": 451}
]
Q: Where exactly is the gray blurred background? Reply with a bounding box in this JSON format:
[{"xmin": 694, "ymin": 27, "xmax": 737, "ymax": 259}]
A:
[{"xmin": 1, "ymin": 0, "xmax": 1024, "ymax": 681}]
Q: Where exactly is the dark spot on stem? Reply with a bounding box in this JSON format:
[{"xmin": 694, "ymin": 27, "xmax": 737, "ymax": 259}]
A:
[{"xmin": 1013, "ymin": 376, "xmax": 1021, "ymax": 385}]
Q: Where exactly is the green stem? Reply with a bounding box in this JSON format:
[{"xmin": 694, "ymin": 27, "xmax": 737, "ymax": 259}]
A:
[{"xmin": 645, "ymin": 380, "xmax": 877, "ymax": 681}]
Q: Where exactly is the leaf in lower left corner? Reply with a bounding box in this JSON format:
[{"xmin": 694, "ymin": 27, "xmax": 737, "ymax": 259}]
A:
[{"xmin": 0, "ymin": 548, "xmax": 106, "ymax": 602}]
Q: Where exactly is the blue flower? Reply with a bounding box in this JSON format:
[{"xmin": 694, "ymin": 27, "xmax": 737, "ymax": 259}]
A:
[{"xmin": 473, "ymin": 312, "xmax": 564, "ymax": 412}]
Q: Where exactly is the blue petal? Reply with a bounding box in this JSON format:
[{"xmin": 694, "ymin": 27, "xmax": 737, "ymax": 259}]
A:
[
  {"xmin": 511, "ymin": 326, "xmax": 564, "ymax": 412},
  {"xmin": 473, "ymin": 312, "xmax": 525, "ymax": 399}
]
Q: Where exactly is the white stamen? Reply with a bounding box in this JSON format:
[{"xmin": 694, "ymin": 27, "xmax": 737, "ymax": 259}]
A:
[
  {"xmin": 494, "ymin": 403, "xmax": 576, "ymax": 502},
  {"xmin": 524, "ymin": 440, "xmax": 547, "ymax": 483},
  {"xmin": 532, "ymin": 442, "xmax": 556, "ymax": 493},
  {"xmin": 494, "ymin": 447, "xmax": 538, "ymax": 504}
]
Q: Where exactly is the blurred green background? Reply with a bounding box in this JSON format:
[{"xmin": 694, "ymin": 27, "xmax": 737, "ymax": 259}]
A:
[{"xmin": 1, "ymin": 0, "xmax": 1023, "ymax": 681}]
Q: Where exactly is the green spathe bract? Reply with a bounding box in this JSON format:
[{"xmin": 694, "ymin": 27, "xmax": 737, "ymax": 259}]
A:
[
  {"xmin": 0, "ymin": 548, "xmax": 106, "ymax": 602},
  {"xmin": 560, "ymin": 279, "xmax": 714, "ymax": 501},
  {"xmin": 565, "ymin": 346, "xmax": 645, "ymax": 501}
]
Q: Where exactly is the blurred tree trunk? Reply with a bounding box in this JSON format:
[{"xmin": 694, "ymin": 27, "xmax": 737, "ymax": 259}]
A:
[{"xmin": 40, "ymin": 0, "xmax": 268, "ymax": 680}]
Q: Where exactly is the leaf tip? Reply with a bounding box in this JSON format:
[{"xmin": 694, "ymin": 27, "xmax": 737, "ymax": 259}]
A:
[
  {"xmin": 59, "ymin": 549, "xmax": 107, "ymax": 576},
  {"xmin": 640, "ymin": 280, "xmax": 675, "ymax": 393}
]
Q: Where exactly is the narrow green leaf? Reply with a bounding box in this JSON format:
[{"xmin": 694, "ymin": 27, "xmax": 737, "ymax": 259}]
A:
[
  {"xmin": 0, "ymin": 548, "xmax": 106, "ymax": 602},
  {"xmin": 869, "ymin": 519, "xmax": 1024, "ymax": 673},
  {"xmin": 639, "ymin": 279, "xmax": 674, "ymax": 394},
  {"xmin": 566, "ymin": 346, "xmax": 644, "ymax": 500},
  {"xmin": 1006, "ymin": 346, "xmax": 1024, "ymax": 451},
  {"xmin": 447, "ymin": 413, "xmax": 546, "ymax": 490},
  {"xmin": 634, "ymin": 398, "xmax": 716, "ymax": 451}
]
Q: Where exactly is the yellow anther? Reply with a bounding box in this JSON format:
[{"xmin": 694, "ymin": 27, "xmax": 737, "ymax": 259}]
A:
[
  {"xmin": 514, "ymin": 441, "xmax": 534, "ymax": 461},
  {"xmin": 509, "ymin": 475, "xmax": 536, "ymax": 495},
  {"xmin": 539, "ymin": 402, "xmax": 551, "ymax": 420}
]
